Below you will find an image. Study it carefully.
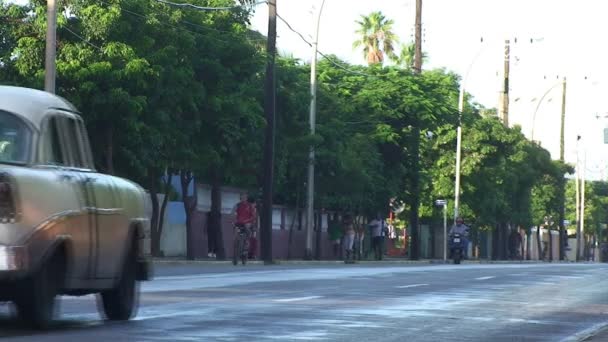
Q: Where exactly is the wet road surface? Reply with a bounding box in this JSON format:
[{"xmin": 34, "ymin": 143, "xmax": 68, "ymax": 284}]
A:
[{"xmin": 1, "ymin": 263, "xmax": 608, "ymax": 341}]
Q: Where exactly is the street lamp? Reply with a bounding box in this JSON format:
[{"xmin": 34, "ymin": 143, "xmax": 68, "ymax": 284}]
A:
[
  {"xmin": 305, "ymin": 0, "xmax": 326, "ymax": 259},
  {"xmin": 454, "ymin": 38, "xmax": 487, "ymax": 220},
  {"xmin": 530, "ymin": 78, "xmax": 563, "ymax": 141},
  {"xmin": 455, "ymin": 38, "xmax": 543, "ymax": 220},
  {"xmin": 435, "ymin": 199, "xmax": 448, "ymax": 261}
]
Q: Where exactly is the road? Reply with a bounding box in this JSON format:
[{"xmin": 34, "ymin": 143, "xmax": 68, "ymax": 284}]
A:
[{"xmin": 1, "ymin": 262, "xmax": 608, "ymax": 341}]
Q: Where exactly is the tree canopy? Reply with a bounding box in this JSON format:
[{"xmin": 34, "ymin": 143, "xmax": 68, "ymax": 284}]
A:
[{"xmin": 0, "ymin": 3, "xmax": 584, "ymax": 256}]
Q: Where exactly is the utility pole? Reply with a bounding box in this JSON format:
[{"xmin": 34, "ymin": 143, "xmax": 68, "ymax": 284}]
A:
[
  {"xmin": 305, "ymin": 0, "xmax": 325, "ymax": 260},
  {"xmin": 575, "ymin": 135, "xmax": 581, "ymax": 261},
  {"xmin": 261, "ymin": 0, "xmax": 277, "ymax": 264},
  {"xmin": 454, "ymin": 84, "xmax": 464, "ymax": 220},
  {"xmin": 558, "ymin": 77, "xmax": 567, "ymax": 260},
  {"xmin": 45, "ymin": 0, "xmax": 57, "ymax": 93},
  {"xmin": 409, "ymin": 0, "xmax": 423, "ymax": 260},
  {"xmin": 413, "ymin": 0, "xmax": 423, "ymax": 73},
  {"xmin": 498, "ymin": 39, "xmax": 510, "ymax": 126},
  {"xmin": 560, "ymin": 77, "xmax": 567, "ymax": 161},
  {"xmin": 580, "ymin": 150, "xmax": 586, "ymax": 261}
]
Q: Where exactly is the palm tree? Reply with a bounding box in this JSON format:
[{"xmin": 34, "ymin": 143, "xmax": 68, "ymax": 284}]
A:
[
  {"xmin": 397, "ymin": 43, "xmax": 428, "ymax": 69},
  {"xmin": 352, "ymin": 11, "xmax": 398, "ymax": 65}
]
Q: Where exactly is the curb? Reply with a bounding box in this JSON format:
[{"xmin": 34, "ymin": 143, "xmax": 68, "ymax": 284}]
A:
[
  {"xmin": 151, "ymin": 258, "xmax": 588, "ymax": 266},
  {"xmin": 560, "ymin": 322, "xmax": 608, "ymax": 342}
]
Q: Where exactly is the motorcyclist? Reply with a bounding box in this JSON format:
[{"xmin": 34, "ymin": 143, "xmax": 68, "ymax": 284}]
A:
[{"xmin": 449, "ymin": 217, "xmax": 470, "ymax": 258}]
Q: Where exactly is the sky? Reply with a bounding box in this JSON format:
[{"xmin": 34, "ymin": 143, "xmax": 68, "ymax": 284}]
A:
[{"xmin": 250, "ymin": 0, "xmax": 608, "ymax": 180}]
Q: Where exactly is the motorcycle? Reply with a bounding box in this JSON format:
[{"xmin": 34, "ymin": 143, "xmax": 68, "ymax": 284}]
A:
[{"xmin": 450, "ymin": 233, "xmax": 465, "ymax": 264}]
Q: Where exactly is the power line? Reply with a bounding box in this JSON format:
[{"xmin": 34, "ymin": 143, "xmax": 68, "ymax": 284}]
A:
[
  {"xmin": 275, "ymin": 13, "xmax": 312, "ymax": 46},
  {"xmin": 274, "ymin": 12, "xmax": 480, "ymax": 118},
  {"xmin": 317, "ymin": 51, "xmax": 375, "ymax": 77},
  {"xmin": 276, "ymin": 13, "xmax": 441, "ymax": 83},
  {"xmin": 276, "ymin": 13, "xmax": 378, "ymax": 78},
  {"xmin": 63, "ymin": 26, "xmax": 103, "ymax": 51},
  {"xmin": 99, "ymin": 0, "xmax": 265, "ymax": 46},
  {"xmin": 155, "ymin": 0, "xmax": 266, "ymax": 11},
  {"xmin": 4, "ymin": 18, "xmax": 105, "ymax": 52}
]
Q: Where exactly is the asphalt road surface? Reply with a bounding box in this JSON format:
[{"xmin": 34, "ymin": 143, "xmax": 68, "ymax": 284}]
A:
[{"xmin": 1, "ymin": 262, "xmax": 608, "ymax": 341}]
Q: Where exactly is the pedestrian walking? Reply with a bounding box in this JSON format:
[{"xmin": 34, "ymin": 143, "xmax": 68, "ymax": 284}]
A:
[
  {"xmin": 509, "ymin": 228, "xmax": 522, "ymax": 260},
  {"xmin": 207, "ymin": 211, "xmax": 219, "ymax": 259},
  {"xmin": 343, "ymin": 214, "xmax": 356, "ymax": 260},
  {"xmin": 355, "ymin": 220, "xmax": 365, "ymax": 260},
  {"xmin": 369, "ymin": 214, "xmax": 385, "ymax": 260},
  {"xmin": 328, "ymin": 214, "xmax": 343, "ymax": 259}
]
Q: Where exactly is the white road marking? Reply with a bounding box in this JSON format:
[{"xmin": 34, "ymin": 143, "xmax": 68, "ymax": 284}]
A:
[
  {"xmin": 551, "ymin": 275, "xmax": 585, "ymax": 279},
  {"xmin": 61, "ymin": 294, "xmax": 96, "ymax": 300},
  {"xmin": 274, "ymin": 296, "xmax": 323, "ymax": 303},
  {"xmin": 534, "ymin": 282, "xmax": 558, "ymax": 286},
  {"xmin": 475, "ymin": 276, "xmax": 496, "ymax": 280},
  {"xmin": 395, "ymin": 284, "xmax": 429, "ymax": 289}
]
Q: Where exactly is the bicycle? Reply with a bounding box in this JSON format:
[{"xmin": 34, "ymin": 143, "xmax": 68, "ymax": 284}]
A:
[{"xmin": 233, "ymin": 223, "xmax": 249, "ymax": 266}]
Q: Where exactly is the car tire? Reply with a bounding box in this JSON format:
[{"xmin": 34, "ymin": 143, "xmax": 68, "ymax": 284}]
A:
[
  {"xmin": 14, "ymin": 252, "xmax": 64, "ymax": 329},
  {"xmin": 100, "ymin": 247, "xmax": 138, "ymax": 321}
]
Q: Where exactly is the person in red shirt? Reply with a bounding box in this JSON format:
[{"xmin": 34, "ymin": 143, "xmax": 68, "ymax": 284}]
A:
[
  {"xmin": 233, "ymin": 193, "xmax": 255, "ymax": 257},
  {"xmin": 235, "ymin": 193, "xmax": 255, "ymax": 226}
]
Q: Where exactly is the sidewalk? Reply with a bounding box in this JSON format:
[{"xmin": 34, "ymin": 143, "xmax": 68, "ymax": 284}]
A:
[
  {"xmin": 567, "ymin": 325, "xmax": 608, "ymax": 342},
  {"xmin": 152, "ymin": 256, "xmax": 582, "ymax": 266}
]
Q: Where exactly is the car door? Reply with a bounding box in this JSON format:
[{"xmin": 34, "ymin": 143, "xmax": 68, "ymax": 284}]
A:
[
  {"xmin": 62, "ymin": 117, "xmax": 125, "ymax": 279},
  {"xmin": 39, "ymin": 114, "xmax": 94, "ymax": 280}
]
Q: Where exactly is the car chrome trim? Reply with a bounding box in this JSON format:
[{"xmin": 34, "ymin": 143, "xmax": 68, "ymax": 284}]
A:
[{"xmin": 0, "ymin": 245, "xmax": 28, "ymax": 271}]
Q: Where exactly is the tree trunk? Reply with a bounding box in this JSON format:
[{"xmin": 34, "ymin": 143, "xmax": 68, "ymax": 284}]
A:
[
  {"xmin": 149, "ymin": 177, "xmax": 161, "ymax": 257},
  {"xmin": 315, "ymin": 211, "xmax": 323, "ymax": 260},
  {"xmin": 526, "ymin": 228, "xmax": 532, "ymax": 260},
  {"xmin": 499, "ymin": 223, "xmax": 505, "ymax": 259},
  {"xmin": 548, "ymin": 226, "xmax": 553, "ymax": 262},
  {"xmin": 181, "ymin": 170, "xmax": 196, "ymax": 260},
  {"xmin": 287, "ymin": 187, "xmax": 301, "ymax": 260},
  {"xmin": 157, "ymin": 171, "xmax": 173, "ymax": 256},
  {"xmin": 105, "ymin": 124, "xmax": 115, "ymax": 175},
  {"xmin": 536, "ymin": 225, "xmax": 543, "ymax": 261},
  {"xmin": 209, "ymin": 171, "xmax": 225, "ymax": 260},
  {"xmin": 491, "ymin": 224, "xmax": 499, "ymax": 260}
]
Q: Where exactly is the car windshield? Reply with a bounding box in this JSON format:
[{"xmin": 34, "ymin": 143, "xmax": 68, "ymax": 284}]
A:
[{"xmin": 0, "ymin": 111, "xmax": 31, "ymax": 164}]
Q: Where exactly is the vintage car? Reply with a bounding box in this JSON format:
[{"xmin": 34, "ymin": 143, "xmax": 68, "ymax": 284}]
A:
[{"xmin": 0, "ymin": 86, "xmax": 151, "ymax": 328}]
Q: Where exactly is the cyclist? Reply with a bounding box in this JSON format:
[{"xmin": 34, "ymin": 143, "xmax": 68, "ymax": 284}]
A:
[{"xmin": 233, "ymin": 193, "xmax": 256, "ymax": 257}]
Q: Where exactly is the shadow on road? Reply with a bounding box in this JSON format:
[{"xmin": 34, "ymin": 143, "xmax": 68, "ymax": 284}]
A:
[{"xmin": 0, "ymin": 307, "xmax": 133, "ymax": 339}]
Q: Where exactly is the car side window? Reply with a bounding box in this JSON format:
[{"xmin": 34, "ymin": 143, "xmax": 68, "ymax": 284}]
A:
[
  {"xmin": 75, "ymin": 119, "xmax": 94, "ymax": 170},
  {"xmin": 44, "ymin": 116, "xmax": 67, "ymax": 166},
  {"xmin": 63, "ymin": 117, "xmax": 85, "ymax": 168}
]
